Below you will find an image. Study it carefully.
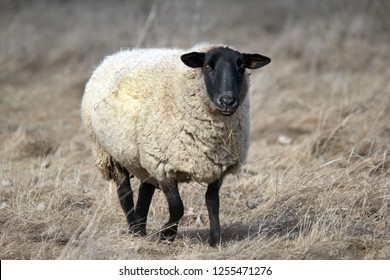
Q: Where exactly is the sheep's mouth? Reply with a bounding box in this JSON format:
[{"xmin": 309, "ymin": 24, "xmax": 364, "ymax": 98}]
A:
[
  {"xmin": 216, "ymin": 103, "xmax": 238, "ymax": 116},
  {"xmin": 218, "ymin": 108, "xmax": 236, "ymax": 116},
  {"xmin": 215, "ymin": 97, "xmax": 239, "ymax": 116}
]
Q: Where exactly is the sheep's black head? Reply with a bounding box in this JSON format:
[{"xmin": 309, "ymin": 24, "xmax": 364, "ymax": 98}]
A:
[{"xmin": 181, "ymin": 46, "xmax": 271, "ymax": 116}]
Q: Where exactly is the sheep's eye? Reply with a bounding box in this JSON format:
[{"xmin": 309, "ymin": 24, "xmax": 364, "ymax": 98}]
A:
[
  {"xmin": 238, "ymin": 61, "xmax": 245, "ymax": 69},
  {"xmin": 204, "ymin": 62, "xmax": 214, "ymax": 71}
]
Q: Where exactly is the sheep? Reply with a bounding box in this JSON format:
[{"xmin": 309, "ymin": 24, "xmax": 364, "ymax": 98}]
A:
[{"xmin": 81, "ymin": 42, "xmax": 270, "ymax": 246}]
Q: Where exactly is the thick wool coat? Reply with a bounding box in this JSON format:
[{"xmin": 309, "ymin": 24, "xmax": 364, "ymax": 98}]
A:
[{"xmin": 81, "ymin": 43, "xmax": 251, "ymax": 186}]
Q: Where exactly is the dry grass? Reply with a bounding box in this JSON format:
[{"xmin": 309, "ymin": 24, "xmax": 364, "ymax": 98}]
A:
[{"xmin": 0, "ymin": 0, "xmax": 389, "ymax": 259}]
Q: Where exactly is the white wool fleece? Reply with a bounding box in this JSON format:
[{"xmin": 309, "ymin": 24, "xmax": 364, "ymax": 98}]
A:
[{"xmin": 81, "ymin": 42, "xmax": 251, "ymax": 186}]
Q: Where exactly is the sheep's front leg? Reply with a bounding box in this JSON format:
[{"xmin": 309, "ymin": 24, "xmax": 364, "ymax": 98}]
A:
[
  {"xmin": 159, "ymin": 181, "xmax": 184, "ymax": 242},
  {"xmin": 206, "ymin": 178, "xmax": 223, "ymax": 247},
  {"xmin": 134, "ymin": 182, "xmax": 156, "ymax": 235}
]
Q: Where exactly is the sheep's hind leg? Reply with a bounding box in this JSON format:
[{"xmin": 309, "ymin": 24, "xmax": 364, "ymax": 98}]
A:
[
  {"xmin": 134, "ymin": 182, "xmax": 156, "ymax": 236},
  {"xmin": 159, "ymin": 181, "xmax": 184, "ymax": 242},
  {"xmin": 206, "ymin": 178, "xmax": 223, "ymax": 247},
  {"xmin": 116, "ymin": 168, "xmax": 141, "ymax": 234}
]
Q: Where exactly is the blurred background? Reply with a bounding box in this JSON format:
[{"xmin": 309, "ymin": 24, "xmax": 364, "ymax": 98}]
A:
[{"xmin": 0, "ymin": 0, "xmax": 388, "ymax": 137}]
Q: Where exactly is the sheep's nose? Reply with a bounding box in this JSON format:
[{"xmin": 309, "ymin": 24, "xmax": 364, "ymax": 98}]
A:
[{"xmin": 218, "ymin": 95, "xmax": 235, "ymax": 106}]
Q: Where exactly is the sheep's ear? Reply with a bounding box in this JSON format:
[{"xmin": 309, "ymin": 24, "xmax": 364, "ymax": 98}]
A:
[
  {"xmin": 243, "ymin": 53, "xmax": 271, "ymax": 69},
  {"xmin": 181, "ymin": 52, "xmax": 205, "ymax": 68}
]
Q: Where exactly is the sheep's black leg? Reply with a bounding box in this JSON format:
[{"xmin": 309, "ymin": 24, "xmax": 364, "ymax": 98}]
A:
[
  {"xmin": 206, "ymin": 178, "xmax": 223, "ymax": 247},
  {"xmin": 134, "ymin": 182, "xmax": 156, "ymax": 235},
  {"xmin": 116, "ymin": 169, "xmax": 139, "ymax": 232},
  {"xmin": 159, "ymin": 181, "xmax": 184, "ymax": 242}
]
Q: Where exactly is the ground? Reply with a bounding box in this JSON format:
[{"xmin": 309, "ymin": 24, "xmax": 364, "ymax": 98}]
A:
[{"xmin": 0, "ymin": 0, "xmax": 389, "ymax": 259}]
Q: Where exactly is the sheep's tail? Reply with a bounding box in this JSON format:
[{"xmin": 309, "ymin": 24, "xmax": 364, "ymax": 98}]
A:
[
  {"xmin": 91, "ymin": 134, "xmax": 127, "ymax": 185},
  {"xmin": 82, "ymin": 107, "xmax": 128, "ymax": 184}
]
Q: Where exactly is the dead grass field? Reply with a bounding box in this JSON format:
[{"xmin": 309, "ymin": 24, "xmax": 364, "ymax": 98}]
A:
[{"xmin": 0, "ymin": 0, "xmax": 389, "ymax": 259}]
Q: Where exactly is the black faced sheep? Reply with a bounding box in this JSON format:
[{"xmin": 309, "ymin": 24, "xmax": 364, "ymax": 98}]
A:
[{"xmin": 81, "ymin": 42, "xmax": 270, "ymax": 246}]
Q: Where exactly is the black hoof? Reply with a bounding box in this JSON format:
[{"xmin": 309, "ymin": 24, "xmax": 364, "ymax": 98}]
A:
[
  {"xmin": 209, "ymin": 234, "xmax": 222, "ymax": 247},
  {"xmin": 121, "ymin": 223, "xmax": 147, "ymax": 236},
  {"xmin": 130, "ymin": 225, "xmax": 147, "ymax": 236},
  {"xmin": 159, "ymin": 227, "xmax": 177, "ymax": 242}
]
